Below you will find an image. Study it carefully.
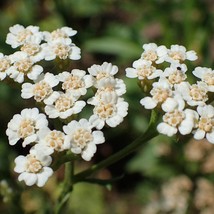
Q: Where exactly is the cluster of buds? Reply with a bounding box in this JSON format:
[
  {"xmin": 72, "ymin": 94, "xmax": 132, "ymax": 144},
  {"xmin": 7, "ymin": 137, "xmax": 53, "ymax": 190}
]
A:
[
  {"xmin": 126, "ymin": 43, "xmax": 214, "ymax": 143},
  {"xmin": 1, "ymin": 25, "xmax": 128, "ymax": 187}
]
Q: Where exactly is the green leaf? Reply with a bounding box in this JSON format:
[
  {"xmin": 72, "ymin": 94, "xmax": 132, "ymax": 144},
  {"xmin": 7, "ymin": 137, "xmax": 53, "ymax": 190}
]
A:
[{"xmin": 84, "ymin": 37, "xmax": 142, "ymax": 59}]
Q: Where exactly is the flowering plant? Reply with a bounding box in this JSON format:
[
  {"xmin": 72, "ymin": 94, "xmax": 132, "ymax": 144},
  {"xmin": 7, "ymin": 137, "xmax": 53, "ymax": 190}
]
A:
[{"xmin": 0, "ymin": 24, "xmax": 213, "ymax": 213}]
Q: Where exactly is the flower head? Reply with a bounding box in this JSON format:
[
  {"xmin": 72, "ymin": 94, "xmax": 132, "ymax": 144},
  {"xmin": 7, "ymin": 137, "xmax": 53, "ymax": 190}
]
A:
[
  {"xmin": 63, "ymin": 119, "xmax": 105, "ymax": 161},
  {"xmin": 7, "ymin": 51, "xmax": 43, "ymax": 83},
  {"xmin": 58, "ymin": 69, "xmax": 93, "ymax": 96},
  {"xmin": 126, "ymin": 59, "xmax": 162, "ymax": 80},
  {"xmin": 21, "ymin": 72, "xmax": 59, "ymax": 104},
  {"xmin": 193, "ymin": 67, "xmax": 214, "ymax": 92},
  {"xmin": 193, "ymin": 105, "xmax": 214, "ymax": 143},
  {"xmin": 0, "ymin": 53, "xmax": 11, "ymax": 81},
  {"xmin": 166, "ymin": 45, "xmax": 197, "ymax": 63},
  {"xmin": 6, "ymin": 24, "xmax": 43, "ymax": 48},
  {"xmin": 43, "ymin": 38, "xmax": 81, "ymax": 61},
  {"xmin": 141, "ymin": 43, "xmax": 168, "ymax": 64},
  {"xmin": 6, "ymin": 108, "xmax": 48, "ymax": 147},
  {"xmin": 14, "ymin": 148, "xmax": 53, "ymax": 187},
  {"xmin": 44, "ymin": 91, "xmax": 86, "ymax": 119},
  {"xmin": 88, "ymin": 92, "xmax": 128, "ymax": 130}
]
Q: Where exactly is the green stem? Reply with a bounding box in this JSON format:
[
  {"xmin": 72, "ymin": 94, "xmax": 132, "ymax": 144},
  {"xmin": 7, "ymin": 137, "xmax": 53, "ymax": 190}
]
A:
[
  {"xmin": 54, "ymin": 160, "xmax": 74, "ymax": 214},
  {"xmin": 74, "ymin": 110, "xmax": 159, "ymax": 183}
]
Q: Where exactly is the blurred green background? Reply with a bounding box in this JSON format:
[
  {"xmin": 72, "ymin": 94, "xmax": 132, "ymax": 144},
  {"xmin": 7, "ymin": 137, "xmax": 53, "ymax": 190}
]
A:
[{"xmin": 0, "ymin": 0, "xmax": 214, "ymax": 213}]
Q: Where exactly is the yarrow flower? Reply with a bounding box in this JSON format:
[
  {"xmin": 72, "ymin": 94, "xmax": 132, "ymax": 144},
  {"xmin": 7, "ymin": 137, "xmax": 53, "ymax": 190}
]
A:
[
  {"xmin": 89, "ymin": 92, "xmax": 128, "ymax": 129},
  {"xmin": 193, "ymin": 67, "xmax": 214, "ymax": 92},
  {"xmin": 88, "ymin": 62, "xmax": 119, "ymax": 87},
  {"xmin": 7, "ymin": 51, "xmax": 43, "ymax": 83},
  {"xmin": 6, "ymin": 108, "xmax": 48, "ymax": 147},
  {"xmin": 43, "ymin": 38, "xmax": 81, "ymax": 61},
  {"xmin": 44, "ymin": 91, "xmax": 86, "ymax": 119},
  {"xmin": 166, "ymin": 44, "xmax": 198, "ymax": 63},
  {"xmin": 63, "ymin": 119, "xmax": 105, "ymax": 161},
  {"xmin": 35, "ymin": 127, "xmax": 70, "ymax": 154},
  {"xmin": 21, "ymin": 72, "xmax": 59, "ymax": 104},
  {"xmin": 193, "ymin": 105, "xmax": 214, "ymax": 143},
  {"xmin": 0, "ymin": 25, "xmax": 131, "ymax": 189},
  {"xmin": 126, "ymin": 42, "xmax": 214, "ymax": 144},
  {"xmin": 43, "ymin": 26, "xmax": 77, "ymax": 43},
  {"xmin": 126, "ymin": 59, "xmax": 162, "ymax": 80},
  {"xmin": 14, "ymin": 147, "xmax": 53, "ymax": 187},
  {"xmin": 141, "ymin": 43, "xmax": 168, "ymax": 64},
  {"xmin": 0, "ymin": 53, "xmax": 11, "ymax": 80},
  {"xmin": 6, "ymin": 24, "xmax": 43, "ymax": 49},
  {"xmin": 58, "ymin": 69, "xmax": 93, "ymax": 96}
]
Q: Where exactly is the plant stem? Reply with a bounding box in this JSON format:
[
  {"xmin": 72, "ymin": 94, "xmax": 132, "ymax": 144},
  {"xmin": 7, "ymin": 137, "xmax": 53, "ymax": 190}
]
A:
[
  {"xmin": 54, "ymin": 159, "xmax": 74, "ymax": 214},
  {"xmin": 74, "ymin": 110, "xmax": 159, "ymax": 183}
]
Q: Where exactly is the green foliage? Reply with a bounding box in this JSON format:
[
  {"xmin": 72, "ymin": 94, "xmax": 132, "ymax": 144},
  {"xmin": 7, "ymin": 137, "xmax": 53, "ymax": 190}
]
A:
[{"xmin": 0, "ymin": 0, "xmax": 214, "ymax": 213}]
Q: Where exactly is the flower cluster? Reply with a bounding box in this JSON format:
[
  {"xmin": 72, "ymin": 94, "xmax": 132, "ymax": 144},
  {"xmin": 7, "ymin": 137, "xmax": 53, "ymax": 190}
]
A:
[
  {"xmin": 2, "ymin": 25, "xmax": 128, "ymax": 187},
  {"xmin": 126, "ymin": 43, "xmax": 214, "ymax": 144}
]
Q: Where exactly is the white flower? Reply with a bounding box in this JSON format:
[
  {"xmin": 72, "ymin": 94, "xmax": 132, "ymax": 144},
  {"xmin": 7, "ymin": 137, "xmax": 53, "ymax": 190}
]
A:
[
  {"xmin": 20, "ymin": 43, "xmax": 45, "ymax": 62},
  {"xmin": 161, "ymin": 62, "xmax": 187, "ymax": 86},
  {"xmin": 175, "ymin": 81, "xmax": 208, "ymax": 106},
  {"xmin": 44, "ymin": 91, "xmax": 86, "ymax": 119},
  {"xmin": 14, "ymin": 148, "xmax": 53, "ymax": 187},
  {"xmin": 140, "ymin": 78, "xmax": 174, "ymax": 111},
  {"xmin": 58, "ymin": 69, "xmax": 93, "ymax": 96},
  {"xmin": 6, "ymin": 24, "xmax": 43, "ymax": 48},
  {"xmin": 88, "ymin": 62, "xmax": 118, "ymax": 82},
  {"xmin": 35, "ymin": 127, "xmax": 70, "ymax": 154},
  {"xmin": 126, "ymin": 59, "xmax": 162, "ymax": 80},
  {"xmin": 166, "ymin": 45, "xmax": 198, "ymax": 63},
  {"xmin": 6, "ymin": 108, "xmax": 48, "ymax": 147},
  {"xmin": 43, "ymin": 27, "xmax": 77, "ymax": 43},
  {"xmin": 193, "ymin": 105, "xmax": 214, "ymax": 143},
  {"xmin": 95, "ymin": 76, "xmax": 126, "ymax": 96},
  {"xmin": 21, "ymin": 72, "xmax": 59, "ymax": 104},
  {"xmin": 0, "ymin": 53, "xmax": 11, "ymax": 80},
  {"xmin": 7, "ymin": 51, "xmax": 43, "ymax": 83},
  {"xmin": 63, "ymin": 119, "xmax": 105, "ymax": 161},
  {"xmin": 192, "ymin": 67, "xmax": 214, "ymax": 92},
  {"xmin": 157, "ymin": 107, "xmax": 197, "ymax": 137},
  {"xmin": 141, "ymin": 43, "xmax": 168, "ymax": 64},
  {"xmin": 42, "ymin": 38, "xmax": 81, "ymax": 61},
  {"xmin": 89, "ymin": 92, "xmax": 128, "ymax": 129}
]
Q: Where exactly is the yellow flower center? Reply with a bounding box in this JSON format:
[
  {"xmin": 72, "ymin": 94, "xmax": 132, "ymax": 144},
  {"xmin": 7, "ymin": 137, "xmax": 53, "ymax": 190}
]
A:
[
  {"xmin": 55, "ymin": 95, "xmax": 73, "ymax": 112},
  {"xmin": 62, "ymin": 75, "xmax": 84, "ymax": 90},
  {"xmin": 73, "ymin": 128, "xmax": 93, "ymax": 149},
  {"xmin": 0, "ymin": 58, "xmax": 10, "ymax": 72},
  {"xmin": 14, "ymin": 59, "xmax": 33, "ymax": 73},
  {"xmin": 17, "ymin": 29, "xmax": 32, "ymax": 43},
  {"xmin": 33, "ymin": 81, "xmax": 53, "ymax": 102},
  {"xmin": 45, "ymin": 131, "xmax": 65, "ymax": 151},
  {"xmin": 26, "ymin": 154, "xmax": 42, "ymax": 173},
  {"xmin": 151, "ymin": 87, "xmax": 172, "ymax": 103},
  {"xmin": 18, "ymin": 119, "xmax": 35, "ymax": 138},
  {"xmin": 169, "ymin": 51, "xmax": 185, "ymax": 61},
  {"xmin": 137, "ymin": 65, "xmax": 155, "ymax": 79},
  {"xmin": 168, "ymin": 70, "xmax": 186, "ymax": 84},
  {"xmin": 198, "ymin": 117, "xmax": 214, "ymax": 133},
  {"xmin": 189, "ymin": 85, "xmax": 207, "ymax": 101},
  {"xmin": 203, "ymin": 73, "xmax": 214, "ymax": 86},
  {"xmin": 163, "ymin": 109, "xmax": 185, "ymax": 127},
  {"xmin": 142, "ymin": 50, "xmax": 157, "ymax": 61},
  {"xmin": 21, "ymin": 43, "xmax": 40, "ymax": 56},
  {"xmin": 51, "ymin": 29, "xmax": 67, "ymax": 40},
  {"xmin": 94, "ymin": 103, "xmax": 115, "ymax": 119},
  {"xmin": 54, "ymin": 44, "xmax": 71, "ymax": 59}
]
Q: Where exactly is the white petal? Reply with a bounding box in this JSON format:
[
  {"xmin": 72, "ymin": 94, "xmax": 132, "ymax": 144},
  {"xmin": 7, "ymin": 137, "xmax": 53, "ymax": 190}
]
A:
[
  {"xmin": 193, "ymin": 129, "xmax": 205, "ymax": 140},
  {"xmin": 140, "ymin": 97, "xmax": 157, "ymax": 109},
  {"xmin": 157, "ymin": 122, "xmax": 177, "ymax": 136}
]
